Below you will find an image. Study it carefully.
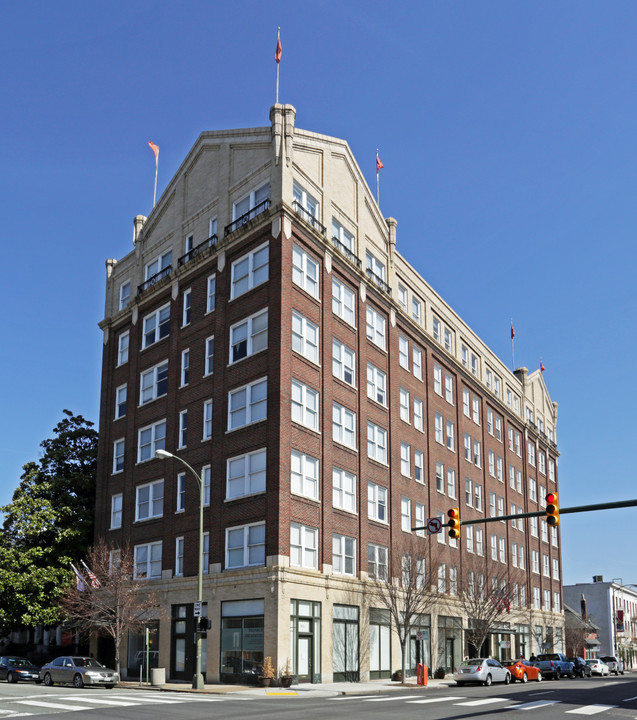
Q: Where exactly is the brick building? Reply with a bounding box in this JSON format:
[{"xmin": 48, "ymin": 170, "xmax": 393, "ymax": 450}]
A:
[{"xmin": 95, "ymin": 104, "xmax": 563, "ymax": 683}]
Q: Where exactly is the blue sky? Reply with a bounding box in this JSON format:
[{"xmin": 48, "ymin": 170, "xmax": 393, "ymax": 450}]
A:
[{"xmin": 1, "ymin": 0, "xmax": 635, "ymax": 587}]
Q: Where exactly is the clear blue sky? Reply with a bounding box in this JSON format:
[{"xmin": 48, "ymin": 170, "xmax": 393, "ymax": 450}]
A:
[{"xmin": 2, "ymin": 1, "xmax": 635, "ymax": 587}]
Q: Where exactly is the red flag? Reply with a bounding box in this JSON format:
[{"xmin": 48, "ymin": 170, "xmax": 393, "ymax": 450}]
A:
[
  {"xmin": 275, "ymin": 37, "xmax": 282, "ymax": 63},
  {"xmin": 376, "ymin": 153, "xmax": 384, "ymax": 173},
  {"xmin": 148, "ymin": 141, "xmax": 159, "ymax": 160},
  {"xmin": 540, "ymin": 361, "xmax": 545, "ymax": 373},
  {"xmin": 510, "ymin": 322, "xmax": 515, "ymax": 339}
]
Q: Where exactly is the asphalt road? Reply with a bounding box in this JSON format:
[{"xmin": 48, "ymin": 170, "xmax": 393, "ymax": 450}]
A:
[{"xmin": 0, "ymin": 675, "xmax": 636, "ymax": 719}]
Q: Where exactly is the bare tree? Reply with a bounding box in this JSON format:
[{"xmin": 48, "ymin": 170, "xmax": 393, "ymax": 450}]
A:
[
  {"xmin": 59, "ymin": 541, "xmax": 162, "ymax": 675},
  {"xmin": 455, "ymin": 555, "xmax": 513, "ymax": 658},
  {"xmin": 368, "ymin": 536, "xmax": 440, "ymax": 683}
]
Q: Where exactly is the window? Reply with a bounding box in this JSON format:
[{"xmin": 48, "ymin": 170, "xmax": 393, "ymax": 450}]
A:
[
  {"xmin": 530, "ymin": 516, "xmax": 539, "ymax": 537},
  {"xmin": 464, "ymin": 433, "xmax": 471, "ymax": 461},
  {"xmin": 490, "ymin": 534, "xmax": 498, "ymax": 561},
  {"xmin": 401, "ymin": 497, "xmax": 412, "ymax": 532},
  {"xmin": 113, "ymin": 438, "xmax": 125, "ymax": 473},
  {"xmin": 117, "ymin": 331, "xmax": 129, "ymax": 365},
  {"xmin": 368, "ymin": 482, "xmax": 387, "ymax": 522},
  {"xmin": 333, "ymin": 403, "xmax": 356, "ymax": 449},
  {"xmin": 203, "ymin": 400, "xmax": 213, "ymax": 440},
  {"xmin": 529, "ymin": 477, "xmax": 537, "ymax": 503},
  {"xmin": 137, "ymin": 420, "xmax": 166, "ymax": 463},
  {"xmin": 292, "ymin": 311, "xmax": 319, "ymax": 363},
  {"xmin": 539, "ymin": 452, "xmax": 546, "ymax": 475},
  {"xmin": 115, "ymin": 385, "xmax": 127, "ymax": 419},
  {"xmin": 230, "ymin": 242, "xmax": 269, "ymax": 299},
  {"xmin": 531, "ymin": 550, "xmax": 540, "ymax": 574},
  {"xmin": 333, "ymin": 534, "xmax": 356, "ymax": 576},
  {"xmin": 412, "ymin": 346, "xmax": 423, "ymax": 380},
  {"xmin": 366, "ymin": 250, "xmax": 386, "ymax": 283},
  {"xmin": 397, "ymin": 284, "xmax": 408, "ymax": 311},
  {"xmin": 466, "ymin": 525, "xmax": 474, "ymax": 553},
  {"xmin": 499, "ymin": 537, "xmax": 506, "ymax": 563},
  {"xmin": 110, "ymin": 493, "xmax": 122, "ymax": 529},
  {"xmin": 135, "ymin": 480, "xmax": 164, "ymax": 521},
  {"xmin": 233, "ymin": 183, "xmax": 269, "ymax": 220},
  {"xmin": 487, "ymin": 409, "xmax": 494, "ymax": 435},
  {"xmin": 399, "ymin": 336, "xmax": 409, "ymax": 369},
  {"xmin": 412, "ymin": 501, "xmax": 425, "ymax": 538},
  {"xmin": 333, "ymin": 467, "xmax": 356, "ymax": 513},
  {"xmin": 142, "ymin": 303, "xmax": 170, "ymax": 349},
  {"xmin": 412, "ymin": 296, "xmax": 422, "ymax": 323},
  {"xmin": 226, "ymin": 522, "xmax": 266, "ymax": 568},
  {"xmin": 176, "ymin": 472, "xmax": 186, "ymax": 512},
  {"xmin": 366, "ymin": 363, "xmax": 387, "ymax": 405},
  {"xmin": 399, "ymin": 388, "xmax": 410, "ymax": 423},
  {"xmin": 368, "ymin": 544, "xmax": 388, "ymax": 580},
  {"xmin": 180, "ymin": 349, "xmax": 189, "ymax": 387},
  {"xmin": 444, "ymin": 327, "xmax": 454, "ymax": 353},
  {"xmin": 332, "ymin": 218, "xmax": 355, "ymax": 255},
  {"xmin": 175, "ymin": 537, "xmax": 184, "ymax": 576},
  {"xmin": 291, "ymin": 380, "xmax": 319, "ymax": 431},
  {"xmin": 438, "ymin": 563, "xmax": 446, "ymax": 592},
  {"xmin": 433, "ymin": 364, "xmax": 442, "ymax": 395},
  {"xmin": 432, "ymin": 316, "xmax": 441, "ymax": 341},
  {"xmin": 445, "ymin": 374, "xmax": 454, "ymax": 404},
  {"xmin": 475, "ymin": 483, "xmax": 483, "ymax": 512},
  {"xmin": 473, "ymin": 439, "xmax": 481, "ymax": 467},
  {"xmin": 449, "ymin": 565, "xmax": 458, "ymax": 595},
  {"xmin": 549, "ymin": 459, "xmax": 556, "ymax": 482},
  {"xmin": 290, "ymin": 523, "xmax": 318, "ymax": 570},
  {"xmin": 489, "ymin": 450, "xmax": 495, "ymax": 477},
  {"xmin": 230, "ymin": 309, "xmax": 268, "ymax": 363},
  {"xmin": 447, "ymin": 467, "xmax": 456, "ymax": 499},
  {"xmin": 475, "ymin": 528, "xmax": 484, "ymax": 556},
  {"xmin": 332, "ymin": 339, "xmax": 355, "ymax": 385},
  {"xmin": 293, "ymin": 181, "xmax": 319, "ymax": 221},
  {"xmin": 465, "ymin": 478, "xmax": 473, "ymax": 507},
  {"xmin": 495, "ymin": 417, "xmax": 502, "ymax": 442},
  {"xmin": 332, "ymin": 277, "xmax": 356, "ymax": 326},
  {"xmin": 291, "ymin": 450, "xmax": 319, "ymax": 501},
  {"xmin": 413, "ymin": 397, "xmax": 424, "ymax": 431},
  {"xmin": 134, "ymin": 541, "xmax": 162, "ymax": 579},
  {"xmin": 400, "ymin": 442, "xmax": 411, "ymax": 477},
  {"xmin": 552, "ymin": 558, "xmax": 560, "ymax": 580},
  {"xmin": 472, "ymin": 396, "xmax": 480, "ymax": 424},
  {"xmin": 140, "ymin": 361, "xmax": 168, "ymax": 404},
  {"xmin": 528, "ymin": 443, "xmax": 536, "ymax": 466},
  {"xmin": 145, "ymin": 250, "xmax": 172, "ymax": 280},
  {"xmin": 415, "ymin": 450, "xmax": 424, "ymax": 483},
  {"xmin": 446, "ymin": 420, "xmax": 455, "ymax": 451},
  {"xmin": 228, "ymin": 378, "xmax": 267, "ymax": 430},
  {"xmin": 119, "ymin": 281, "xmax": 131, "ymax": 310},
  {"xmin": 226, "ymin": 449, "xmax": 267, "ymax": 500},
  {"xmin": 366, "ymin": 306, "xmax": 386, "ymax": 350},
  {"xmin": 435, "ymin": 462, "xmax": 445, "ymax": 493},
  {"xmin": 463, "ymin": 389, "xmax": 470, "ymax": 417},
  {"xmin": 178, "ymin": 409, "xmax": 187, "ymax": 448},
  {"xmin": 292, "ymin": 243, "xmax": 319, "ymax": 298},
  {"xmin": 367, "ymin": 422, "xmax": 387, "ymax": 463},
  {"xmin": 182, "ymin": 289, "xmax": 191, "ymax": 326},
  {"xmin": 435, "ymin": 412, "xmax": 443, "ymax": 444},
  {"xmin": 542, "ymin": 554, "xmax": 550, "ymax": 577}
]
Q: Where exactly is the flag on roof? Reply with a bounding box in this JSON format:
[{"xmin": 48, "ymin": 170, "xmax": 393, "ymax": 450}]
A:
[
  {"xmin": 275, "ymin": 36, "xmax": 282, "ymax": 63},
  {"xmin": 510, "ymin": 322, "xmax": 515, "ymax": 339},
  {"xmin": 376, "ymin": 152, "xmax": 384, "ymax": 173},
  {"xmin": 148, "ymin": 141, "xmax": 159, "ymax": 160},
  {"xmin": 540, "ymin": 360, "xmax": 545, "ymax": 373}
]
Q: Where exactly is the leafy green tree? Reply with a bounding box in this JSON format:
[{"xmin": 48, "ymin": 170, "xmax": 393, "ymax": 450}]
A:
[{"xmin": 0, "ymin": 410, "xmax": 98, "ymax": 630}]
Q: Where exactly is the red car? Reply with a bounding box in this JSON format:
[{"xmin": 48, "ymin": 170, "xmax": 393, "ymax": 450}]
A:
[{"xmin": 505, "ymin": 659, "xmax": 543, "ymax": 683}]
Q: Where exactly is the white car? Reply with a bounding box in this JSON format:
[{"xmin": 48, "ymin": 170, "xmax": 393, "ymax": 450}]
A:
[
  {"xmin": 454, "ymin": 658, "xmax": 511, "ymax": 686},
  {"xmin": 585, "ymin": 659, "xmax": 610, "ymax": 676}
]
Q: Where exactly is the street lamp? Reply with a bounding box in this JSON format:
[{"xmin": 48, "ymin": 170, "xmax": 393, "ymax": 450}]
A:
[{"xmin": 155, "ymin": 449, "xmax": 205, "ymax": 690}]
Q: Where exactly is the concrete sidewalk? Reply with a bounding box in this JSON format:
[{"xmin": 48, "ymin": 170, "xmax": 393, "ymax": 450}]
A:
[{"xmin": 120, "ymin": 676, "xmax": 455, "ymax": 698}]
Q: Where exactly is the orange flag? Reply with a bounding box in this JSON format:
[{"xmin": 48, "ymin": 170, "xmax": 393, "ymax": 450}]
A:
[{"xmin": 148, "ymin": 141, "xmax": 159, "ymax": 160}]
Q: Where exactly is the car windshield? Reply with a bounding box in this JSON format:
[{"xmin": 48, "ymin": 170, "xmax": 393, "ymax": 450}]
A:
[
  {"xmin": 537, "ymin": 654, "xmax": 560, "ymax": 661},
  {"xmin": 464, "ymin": 659, "xmax": 485, "ymax": 666},
  {"xmin": 72, "ymin": 658, "xmax": 104, "ymax": 668},
  {"xmin": 585, "ymin": 660, "xmax": 596, "ymax": 665},
  {"xmin": 7, "ymin": 657, "xmax": 31, "ymax": 666}
]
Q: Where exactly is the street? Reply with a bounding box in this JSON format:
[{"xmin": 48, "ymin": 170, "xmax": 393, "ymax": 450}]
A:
[{"xmin": 0, "ymin": 676, "xmax": 636, "ymax": 719}]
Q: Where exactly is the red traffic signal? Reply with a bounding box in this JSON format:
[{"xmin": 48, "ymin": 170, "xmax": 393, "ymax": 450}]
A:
[
  {"xmin": 447, "ymin": 507, "xmax": 461, "ymax": 539},
  {"xmin": 546, "ymin": 492, "xmax": 559, "ymax": 526}
]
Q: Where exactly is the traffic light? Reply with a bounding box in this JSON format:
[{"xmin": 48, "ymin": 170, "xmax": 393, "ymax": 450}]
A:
[
  {"xmin": 546, "ymin": 492, "xmax": 559, "ymax": 526},
  {"xmin": 448, "ymin": 507, "xmax": 461, "ymax": 539},
  {"xmin": 197, "ymin": 617, "xmax": 212, "ymax": 633}
]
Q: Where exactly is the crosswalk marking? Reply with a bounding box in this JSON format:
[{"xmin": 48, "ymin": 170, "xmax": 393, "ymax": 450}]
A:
[
  {"xmin": 513, "ymin": 700, "xmax": 560, "ymax": 710},
  {"xmin": 406, "ymin": 696, "xmax": 466, "ymax": 704},
  {"xmin": 455, "ymin": 697, "xmax": 509, "ymax": 706},
  {"xmin": 365, "ymin": 695, "xmax": 424, "ymax": 702},
  {"xmin": 16, "ymin": 700, "xmax": 92, "ymax": 711},
  {"xmin": 565, "ymin": 706, "xmax": 618, "ymax": 715}
]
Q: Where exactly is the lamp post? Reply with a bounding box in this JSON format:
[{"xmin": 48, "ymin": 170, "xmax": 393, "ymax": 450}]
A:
[{"xmin": 156, "ymin": 449, "xmax": 205, "ymax": 689}]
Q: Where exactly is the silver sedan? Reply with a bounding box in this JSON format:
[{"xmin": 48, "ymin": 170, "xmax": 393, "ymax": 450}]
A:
[
  {"xmin": 454, "ymin": 658, "xmax": 512, "ymax": 686},
  {"xmin": 585, "ymin": 659, "xmax": 610, "ymax": 676}
]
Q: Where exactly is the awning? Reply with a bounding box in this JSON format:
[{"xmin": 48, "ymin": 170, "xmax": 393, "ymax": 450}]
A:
[{"xmin": 585, "ymin": 638, "xmax": 601, "ymax": 646}]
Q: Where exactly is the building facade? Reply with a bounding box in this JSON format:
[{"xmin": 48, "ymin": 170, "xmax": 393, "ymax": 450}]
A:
[{"xmin": 95, "ymin": 104, "xmax": 563, "ymax": 682}]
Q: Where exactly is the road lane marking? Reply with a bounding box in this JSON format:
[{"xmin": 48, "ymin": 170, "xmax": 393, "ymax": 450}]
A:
[
  {"xmin": 16, "ymin": 700, "xmax": 92, "ymax": 711},
  {"xmin": 365, "ymin": 695, "xmax": 424, "ymax": 702},
  {"xmin": 406, "ymin": 696, "xmax": 467, "ymax": 704},
  {"xmin": 622, "ymin": 696, "xmax": 637, "ymax": 702},
  {"xmin": 455, "ymin": 698, "xmax": 509, "ymax": 706},
  {"xmin": 513, "ymin": 701, "xmax": 560, "ymax": 710},
  {"xmin": 565, "ymin": 706, "xmax": 618, "ymax": 715},
  {"xmin": 329, "ymin": 695, "xmax": 379, "ymax": 700}
]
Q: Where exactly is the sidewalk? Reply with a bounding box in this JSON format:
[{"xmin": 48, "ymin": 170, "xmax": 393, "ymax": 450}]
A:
[{"xmin": 120, "ymin": 675, "xmax": 455, "ymax": 698}]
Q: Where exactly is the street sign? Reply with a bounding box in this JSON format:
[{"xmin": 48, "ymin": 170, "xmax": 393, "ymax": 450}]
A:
[
  {"xmin": 194, "ymin": 601, "xmax": 202, "ymax": 617},
  {"xmin": 427, "ymin": 517, "xmax": 442, "ymax": 534}
]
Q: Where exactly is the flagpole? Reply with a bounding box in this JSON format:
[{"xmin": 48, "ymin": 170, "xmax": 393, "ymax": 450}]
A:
[
  {"xmin": 153, "ymin": 154, "xmax": 158, "ymax": 208},
  {"xmin": 376, "ymin": 148, "xmax": 380, "ymax": 205},
  {"xmin": 511, "ymin": 318, "xmax": 515, "ymax": 370},
  {"xmin": 275, "ymin": 27, "xmax": 281, "ymax": 104}
]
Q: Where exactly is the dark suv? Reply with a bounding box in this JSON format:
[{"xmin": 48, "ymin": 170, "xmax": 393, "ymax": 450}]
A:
[{"xmin": 568, "ymin": 656, "xmax": 592, "ymax": 677}]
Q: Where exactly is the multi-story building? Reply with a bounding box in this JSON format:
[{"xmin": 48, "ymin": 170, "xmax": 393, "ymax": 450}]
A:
[
  {"xmin": 95, "ymin": 104, "xmax": 563, "ymax": 683},
  {"xmin": 564, "ymin": 577, "xmax": 637, "ymax": 667}
]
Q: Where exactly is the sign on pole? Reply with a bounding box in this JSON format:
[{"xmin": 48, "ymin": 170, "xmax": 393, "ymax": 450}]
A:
[
  {"xmin": 194, "ymin": 601, "xmax": 202, "ymax": 617},
  {"xmin": 427, "ymin": 517, "xmax": 442, "ymax": 535}
]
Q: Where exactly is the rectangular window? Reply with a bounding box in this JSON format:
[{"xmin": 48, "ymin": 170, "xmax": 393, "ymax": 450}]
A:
[
  {"xmin": 182, "ymin": 289, "xmax": 191, "ymax": 326},
  {"xmin": 145, "ymin": 250, "xmax": 172, "ymax": 280},
  {"xmin": 400, "ymin": 442, "xmax": 411, "ymax": 477},
  {"xmin": 444, "ymin": 327, "xmax": 454, "ymax": 353},
  {"xmin": 464, "ymin": 433, "xmax": 471, "ymax": 461},
  {"xmin": 332, "ymin": 277, "xmax": 356, "ymax": 326},
  {"xmin": 180, "ymin": 349, "xmax": 190, "ymax": 387},
  {"xmin": 291, "ymin": 380, "xmax": 319, "ymax": 431},
  {"xmin": 399, "ymin": 336, "xmax": 409, "ymax": 369},
  {"xmin": 332, "ymin": 339, "xmax": 356, "ymax": 385},
  {"xmin": 397, "ymin": 283, "xmax": 408, "ymax": 311},
  {"xmin": 401, "ymin": 497, "xmax": 411, "ymax": 532},
  {"xmin": 368, "ymin": 544, "xmax": 388, "ymax": 580},
  {"xmin": 366, "ymin": 306, "xmax": 386, "ymax": 350},
  {"xmin": 118, "ymin": 331, "xmax": 129, "ymax": 366},
  {"xmin": 140, "ymin": 361, "xmax": 169, "ymax": 404},
  {"xmin": 434, "ymin": 412, "xmax": 443, "ymax": 444},
  {"xmin": 227, "ymin": 448, "xmax": 266, "ymax": 500},
  {"xmin": 333, "ymin": 534, "xmax": 356, "ymax": 576},
  {"xmin": 412, "ymin": 346, "xmax": 423, "ymax": 380},
  {"xmin": 137, "ymin": 420, "xmax": 166, "ymax": 463},
  {"xmin": 475, "ymin": 483, "xmax": 483, "ymax": 512},
  {"xmin": 367, "ymin": 422, "xmax": 387, "ymax": 463},
  {"xmin": 399, "ymin": 388, "xmax": 410, "ymax": 423},
  {"xmin": 293, "ymin": 181, "xmax": 319, "ymax": 221},
  {"xmin": 175, "ymin": 537, "xmax": 184, "ymax": 576},
  {"xmin": 552, "ymin": 558, "xmax": 560, "ymax": 580},
  {"xmin": 233, "ymin": 183, "xmax": 270, "ymax": 221},
  {"xmin": 292, "ymin": 243, "xmax": 320, "ymax": 298},
  {"xmin": 366, "ymin": 363, "xmax": 387, "ymax": 405},
  {"xmin": 333, "ymin": 467, "xmax": 356, "ymax": 513},
  {"xmin": 110, "ymin": 493, "xmax": 122, "ymax": 529},
  {"xmin": 119, "ymin": 281, "xmax": 131, "ymax": 310},
  {"xmin": 412, "ymin": 296, "xmax": 422, "ymax": 323},
  {"xmin": 447, "ymin": 467, "xmax": 456, "ymax": 499},
  {"xmin": 529, "ymin": 477, "xmax": 537, "ymax": 502},
  {"xmin": 473, "ymin": 439, "xmax": 481, "ymax": 467},
  {"xmin": 230, "ymin": 242, "xmax": 269, "ymax": 299},
  {"xmin": 446, "ymin": 420, "xmax": 455, "ymax": 451},
  {"xmin": 136, "ymin": 479, "xmax": 164, "ymax": 521},
  {"xmin": 549, "ymin": 459, "xmax": 556, "ymax": 482},
  {"xmin": 435, "ymin": 462, "xmax": 444, "ymax": 493},
  {"xmin": 113, "ymin": 438, "xmax": 125, "ymax": 473},
  {"xmin": 499, "ymin": 537, "xmax": 506, "ymax": 563},
  {"xmin": 290, "ymin": 523, "xmax": 318, "ymax": 570},
  {"xmin": 413, "ymin": 397, "xmax": 424, "ymax": 431},
  {"xmin": 368, "ymin": 482, "xmax": 388, "ymax": 522},
  {"xmin": 414, "ymin": 450, "xmax": 424, "ymax": 483},
  {"xmin": 134, "ymin": 541, "xmax": 162, "ymax": 579},
  {"xmin": 472, "ymin": 396, "xmax": 480, "ymax": 424},
  {"xmin": 433, "ymin": 364, "xmax": 442, "ymax": 395},
  {"xmin": 528, "ymin": 443, "xmax": 536, "ymax": 466},
  {"xmin": 466, "ymin": 525, "xmax": 474, "ymax": 553},
  {"xmin": 476, "ymin": 528, "xmax": 484, "ymax": 556},
  {"xmin": 292, "ymin": 310, "xmax": 319, "ymax": 364},
  {"xmin": 205, "ymin": 336, "xmax": 214, "ymax": 375},
  {"xmin": 291, "ymin": 450, "xmax": 319, "ymax": 501},
  {"xmin": 463, "ymin": 388, "xmax": 470, "ymax": 417},
  {"xmin": 445, "ymin": 374, "xmax": 454, "ymax": 404},
  {"xmin": 490, "ymin": 534, "xmax": 498, "ymax": 561},
  {"xmin": 465, "ymin": 478, "xmax": 473, "ymax": 507},
  {"xmin": 203, "ymin": 399, "xmax": 213, "ymax": 440},
  {"xmin": 178, "ymin": 409, "xmax": 188, "ymax": 449},
  {"xmin": 142, "ymin": 303, "xmax": 170, "ymax": 349},
  {"xmin": 230, "ymin": 309, "xmax": 268, "ymax": 364},
  {"xmin": 115, "ymin": 384, "xmax": 127, "ymax": 419},
  {"xmin": 226, "ymin": 522, "xmax": 266, "ymax": 568},
  {"xmin": 332, "ymin": 218, "xmax": 355, "ymax": 255},
  {"xmin": 366, "ymin": 250, "xmax": 386, "ymax": 284},
  {"xmin": 228, "ymin": 378, "xmax": 267, "ymax": 430},
  {"xmin": 489, "ymin": 450, "xmax": 495, "ymax": 477},
  {"xmin": 176, "ymin": 472, "xmax": 186, "ymax": 512},
  {"xmin": 333, "ymin": 403, "xmax": 356, "ymax": 449}
]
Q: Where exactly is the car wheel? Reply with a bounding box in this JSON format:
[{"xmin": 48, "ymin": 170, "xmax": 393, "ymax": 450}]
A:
[
  {"xmin": 569, "ymin": 671, "xmax": 576, "ymax": 679},
  {"xmin": 615, "ymin": 670, "xmax": 619, "ymax": 676},
  {"xmin": 73, "ymin": 674, "xmax": 84, "ymax": 689},
  {"xmin": 521, "ymin": 672, "xmax": 528, "ymax": 683},
  {"xmin": 43, "ymin": 673, "xmax": 53, "ymax": 687},
  {"xmin": 537, "ymin": 672, "xmax": 543, "ymax": 682},
  {"xmin": 504, "ymin": 673, "xmax": 511, "ymax": 685},
  {"xmin": 484, "ymin": 674, "xmax": 492, "ymax": 686},
  {"xmin": 104, "ymin": 684, "xmax": 114, "ymax": 689},
  {"xmin": 456, "ymin": 682, "xmax": 464, "ymax": 687},
  {"xmin": 7, "ymin": 672, "xmax": 17, "ymax": 684}
]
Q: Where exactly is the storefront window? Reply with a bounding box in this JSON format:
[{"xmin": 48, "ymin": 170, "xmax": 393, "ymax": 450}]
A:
[
  {"xmin": 290, "ymin": 600, "xmax": 321, "ymax": 683},
  {"xmin": 220, "ymin": 599, "xmax": 264, "ymax": 683},
  {"xmin": 370, "ymin": 608, "xmax": 391, "ymax": 679},
  {"xmin": 333, "ymin": 605, "xmax": 359, "ymax": 681}
]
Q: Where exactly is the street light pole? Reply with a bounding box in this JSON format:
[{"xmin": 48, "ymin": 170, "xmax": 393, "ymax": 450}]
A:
[{"xmin": 156, "ymin": 449, "xmax": 205, "ymax": 690}]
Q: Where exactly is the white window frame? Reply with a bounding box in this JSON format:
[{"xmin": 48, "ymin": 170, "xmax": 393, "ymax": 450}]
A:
[
  {"xmin": 412, "ymin": 346, "xmax": 423, "ymax": 380},
  {"xmin": 110, "ymin": 493, "xmax": 122, "ymax": 529},
  {"xmin": 401, "ymin": 497, "xmax": 412, "ymax": 533},
  {"xmin": 225, "ymin": 522, "xmax": 266, "ymax": 569},
  {"xmin": 226, "ymin": 448, "xmax": 267, "ymax": 500},
  {"xmin": 399, "ymin": 388, "xmax": 410, "ymax": 423},
  {"xmin": 230, "ymin": 242, "xmax": 269, "ymax": 300},
  {"xmin": 140, "ymin": 360, "xmax": 169, "ymax": 405},
  {"xmin": 291, "ymin": 380, "xmax": 319, "ymax": 431},
  {"xmin": 203, "ymin": 399, "xmax": 213, "ymax": 440},
  {"xmin": 182, "ymin": 288, "xmax": 191, "ymax": 326},
  {"xmin": 290, "ymin": 523, "xmax": 318, "ymax": 570},
  {"xmin": 117, "ymin": 330, "xmax": 129, "ymax": 366},
  {"xmin": 399, "ymin": 336, "xmax": 409, "ymax": 369},
  {"xmin": 227, "ymin": 378, "xmax": 268, "ymax": 430},
  {"xmin": 134, "ymin": 541, "xmax": 162, "ymax": 579},
  {"xmin": 230, "ymin": 308, "xmax": 268, "ymax": 364},
  {"xmin": 180, "ymin": 349, "xmax": 190, "ymax": 387},
  {"xmin": 332, "ymin": 277, "xmax": 356, "ymax": 326},
  {"xmin": 368, "ymin": 543, "xmax": 389, "ymax": 580},
  {"xmin": 368, "ymin": 482, "xmax": 388, "ymax": 523},
  {"xmin": 204, "ymin": 336, "xmax": 214, "ymax": 376},
  {"xmin": 178, "ymin": 409, "xmax": 187, "ymax": 449},
  {"xmin": 137, "ymin": 420, "xmax": 166, "ymax": 463},
  {"xmin": 366, "ymin": 306, "xmax": 386, "ymax": 350},
  {"xmin": 400, "ymin": 442, "xmax": 411, "ymax": 477},
  {"xmin": 367, "ymin": 421, "xmax": 387, "ymax": 464},
  {"xmin": 366, "ymin": 363, "xmax": 387, "ymax": 405},
  {"xmin": 291, "ymin": 450, "xmax": 319, "ymax": 501},
  {"xmin": 332, "ymin": 534, "xmax": 356, "ymax": 576},
  {"xmin": 175, "ymin": 537, "xmax": 184, "ymax": 576},
  {"xmin": 176, "ymin": 472, "xmax": 186, "ymax": 512},
  {"xmin": 292, "ymin": 310, "xmax": 319, "ymax": 364},
  {"xmin": 292, "ymin": 243, "xmax": 320, "ymax": 299},
  {"xmin": 333, "ymin": 403, "xmax": 356, "ymax": 449},
  {"xmin": 119, "ymin": 280, "xmax": 131, "ymax": 310},
  {"xmin": 115, "ymin": 384, "xmax": 127, "ymax": 419},
  {"xmin": 145, "ymin": 250, "xmax": 171, "ymax": 280},
  {"xmin": 135, "ymin": 479, "xmax": 164, "ymax": 522},
  {"xmin": 113, "ymin": 438, "xmax": 125, "ymax": 473},
  {"xmin": 333, "ymin": 467, "xmax": 356, "ymax": 513},
  {"xmin": 414, "ymin": 397, "xmax": 424, "ymax": 431},
  {"xmin": 332, "ymin": 338, "xmax": 356, "ymax": 386},
  {"xmin": 142, "ymin": 303, "xmax": 170, "ymax": 349}
]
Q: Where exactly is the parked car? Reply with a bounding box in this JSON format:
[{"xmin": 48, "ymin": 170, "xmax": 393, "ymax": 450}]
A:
[
  {"xmin": 504, "ymin": 659, "xmax": 543, "ymax": 683},
  {"xmin": 454, "ymin": 658, "xmax": 511, "ymax": 686},
  {"xmin": 599, "ymin": 656, "xmax": 624, "ymax": 675},
  {"xmin": 0, "ymin": 656, "xmax": 41, "ymax": 683},
  {"xmin": 528, "ymin": 653, "xmax": 574, "ymax": 680},
  {"xmin": 39, "ymin": 656, "xmax": 119, "ymax": 688},
  {"xmin": 568, "ymin": 657, "xmax": 592, "ymax": 677},
  {"xmin": 585, "ymin": 658, "xmax": 610, "ymax": 676}
]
